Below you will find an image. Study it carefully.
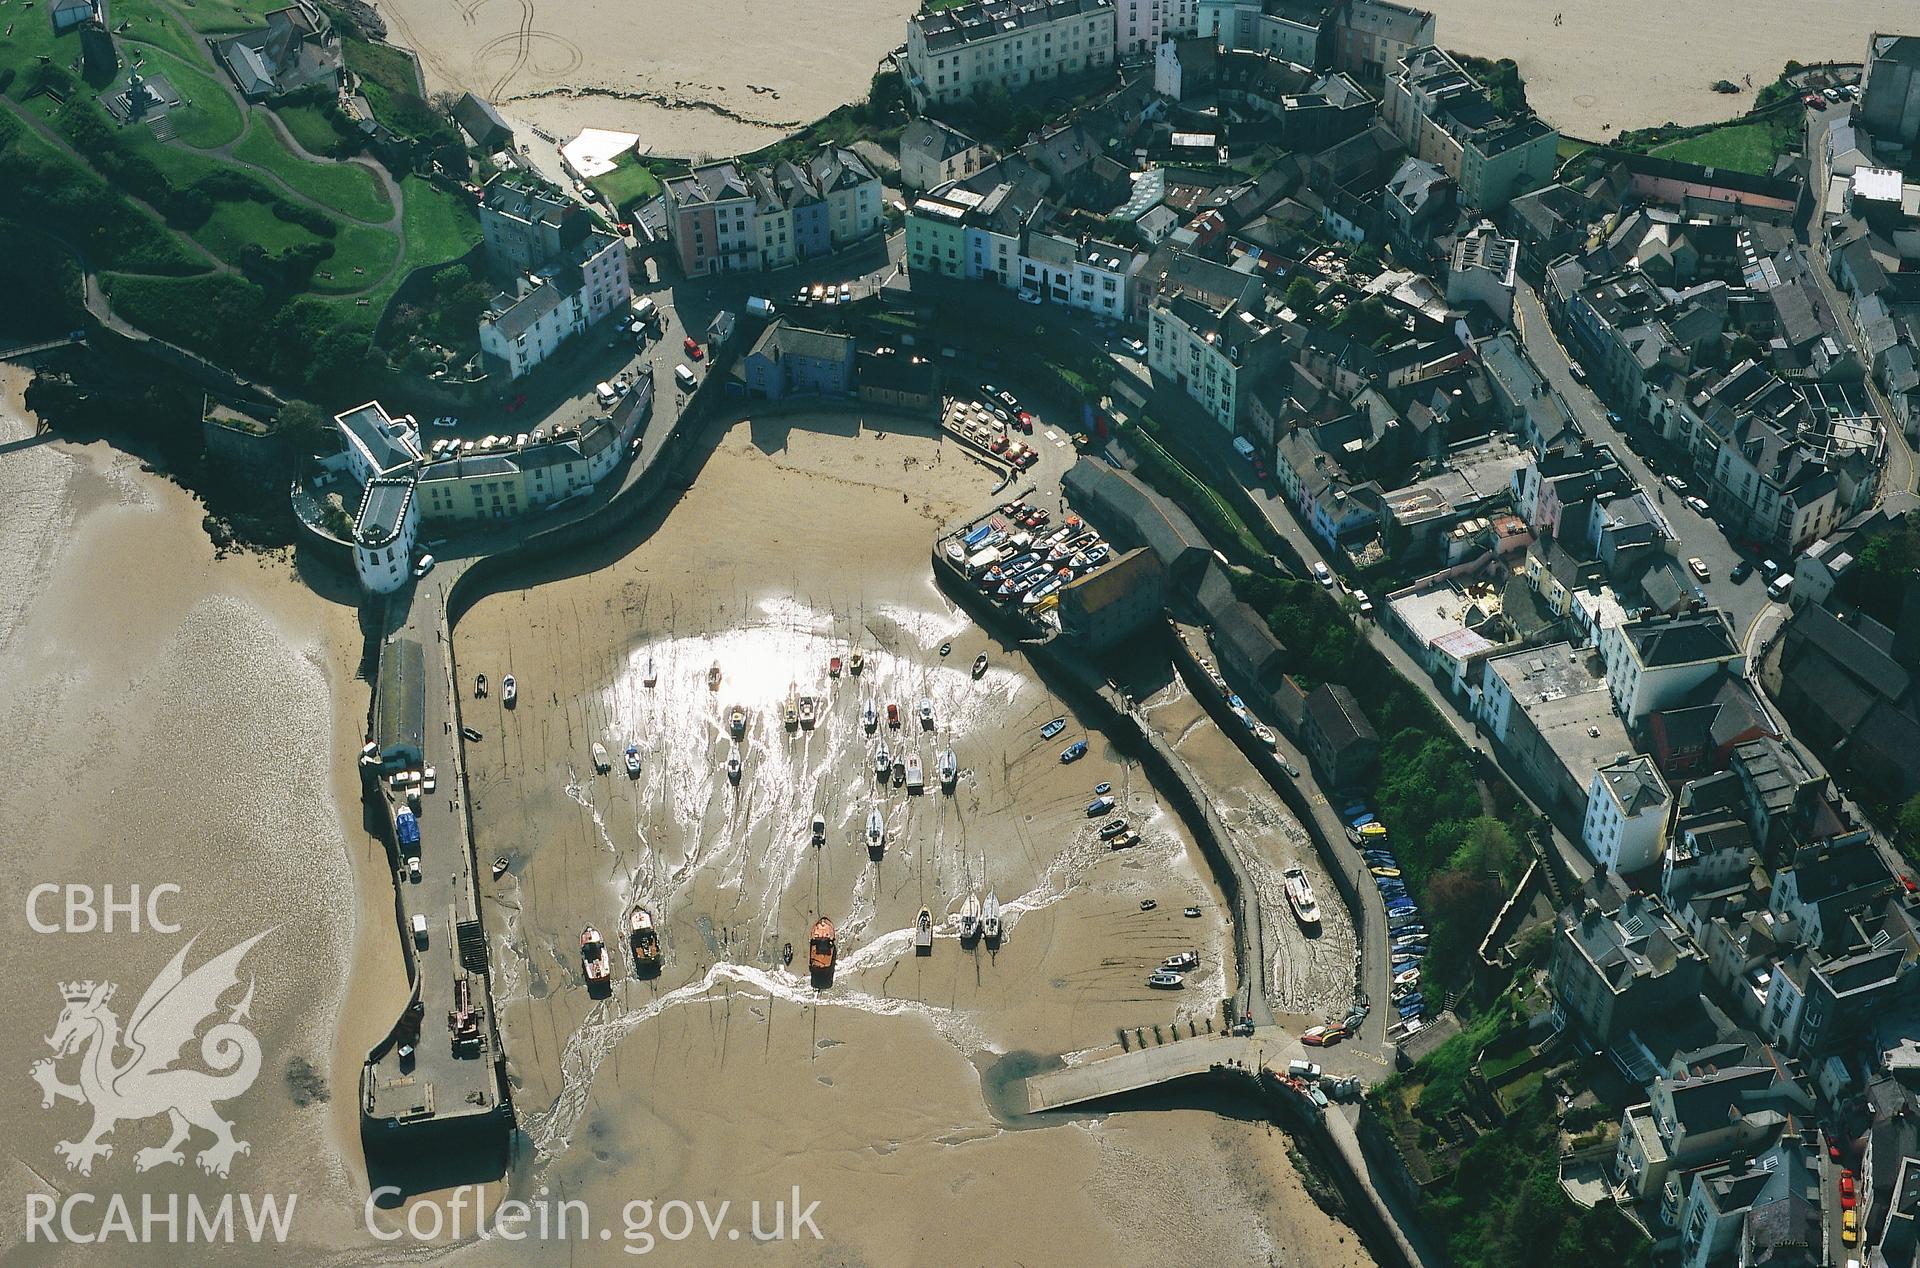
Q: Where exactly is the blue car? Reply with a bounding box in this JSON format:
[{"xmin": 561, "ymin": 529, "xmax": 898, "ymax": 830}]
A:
[{"xmin": 1060, "ymin": 740, "xmax": 1087, "ymax": 763}]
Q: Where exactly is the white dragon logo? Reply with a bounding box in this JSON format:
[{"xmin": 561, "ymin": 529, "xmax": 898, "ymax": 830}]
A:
[{"xmin": 29, "ymin": 931, "xmax": 270, "ymax": 1179}]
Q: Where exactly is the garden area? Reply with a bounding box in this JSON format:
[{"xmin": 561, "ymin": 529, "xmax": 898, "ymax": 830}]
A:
[{"xmin": 1368, "ymin": 979, "xmax": 1646, "ymax": 1268}]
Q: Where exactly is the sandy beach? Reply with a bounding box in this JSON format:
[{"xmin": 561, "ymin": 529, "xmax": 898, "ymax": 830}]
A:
[
  {"xmin": 0, "ymin": 369, "xmax": 409, "ymax": 1260},
  {"xmin": 438, "ymin": 414, "xmax": 1375, "ymax": 1263},
  {"xmin": 376, "ymin": 0, "xmax": 917, "ymax": 160},
  {"xmin": 1424, "ymin": 0, "xmax": 1908, "ymax": 136}
]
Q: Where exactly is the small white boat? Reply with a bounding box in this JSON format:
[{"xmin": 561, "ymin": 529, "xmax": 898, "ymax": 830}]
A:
[
  {"xmin": 726, "ymin": 754, "xmax": 741, "ymax": 783},
  {"xmin": 783, "ymin": 697, "xmax": 799, "ymax": 729},
  {"xmin": 729, "ymin": 706, "xmax": 746, "ymax": 738},
  {"xmin": 938, "ymin": 748, "xmax": 958, "ymax": 789},
  {"xmin": 982, "ymin": 891, "xmax": 1001, "ymax": 943},
  {"xmin": 502, "ymin": 674, "xmax": 517, "ymax": 706},
  {"xmin": 1284, "ymin": 865, "xmax": 1321, "ymax": 928},
  {"xmin": 1146, "ymin": 971, "xmax": 1185, "ymax": 990},
  {"xmin": 915, "ymin": 907, "xmax": 933, "ymax": 951},
  {"xmin": 917, "ymin": 697, "xmax": 934, "ymax": 727},
  {"xmin": 1160, "ymin": 950, "xmax": 1200, "ymax": 972},
  {"xmin": 811, "ymin": 812, "xmax": 827, "ymax": 844},
  {"xmin": 849, "ymin": 651, "xmax": 865, "ymax": 675},
  {"xmin": 624, "ymin": 744, "xmax": 641, "ymax": 778},
  {"xmin": 1393, "ymin": 966, "xmax": 1421, "ymax": 987},
  {"xmin": 643, "ymin": 656, "xmax": 657, "ymax": 687},
  {"xmin": 591, "ymin": 742, "xmax": 610, "ymax": 773},
  {"xmin": 798, "ymin": 696, "xmax": 815, "ymax": 729},
  {"xmin": 865, "ymin": 807, "xmax": 884, "ymax": 850},
  {"xmin": 960, "ymin": 893, "xmax": 981, "ymax": 942},
  {"xmin": 874, "ymin": 740, "xmax": 890, "ymax": 776},
  {"xmin": 905, "ymin": 754, "xmax": 924, "ymax": 792},
  {"xmin": 707, "ymin": 662, "xmax": 722, "ymax": 691},
  {"xmin": 863, "ymin": 700, "xmax": 878, "ymax": 731},
  {"xmin": 971, "ymin": 653, "xmax": 988, "ymax": 678}
]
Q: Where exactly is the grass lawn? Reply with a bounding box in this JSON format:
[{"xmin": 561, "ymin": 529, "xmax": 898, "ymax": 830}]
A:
[
  {"xmin": 272, "ymin": 101, "xmax": 350, "ymax": 157},
  {"xmin": 0, "ymin": 17, "xmax": 70, "ymax": 100},
  {"xmin": 591, "ymin": 156, "xmax": 661, "ymax": 216},
  {"xmin": 112, "ymin": 0, "xmax": 218, "ymax": 62},
  {"xmin": 194, "ymin": 194, "xmax": 330, "ymax": 258},
  {"xmin": 399, "ymin": 175, "xmax": 480, "ymax": 269},
  {"xmin": 233, "ymin": 122, "xmax": 391, "ymax": 221},
  {"xmin": 311, "ymin": 220, "xmax": 401, "ymax": 288},
  {"xmin": 163, "ymin": 0, "xmax": 286, "ymax": 35},
  {"xmin": 1650, "ymin": 122, "xmax": 1780, "ymax": 175},
  {"xmin": 133, "ymin": 46, "xmax": 246, "ymax": 148}
]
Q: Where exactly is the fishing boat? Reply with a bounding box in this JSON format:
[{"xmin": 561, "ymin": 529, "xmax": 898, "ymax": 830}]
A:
[
  {"xmin": 811, "ymin": 812, "xmax": 826, "ymax": 845},
  {"xmin": 808, "ymin": 917, "xmax": 836, "ymax": 982},
  {"xmin": 960, "ymin": 894, "xmax": 981, "ymax": 942},
  {"xmin": 863, "ymin": 700, "xmax": 878, "ymax": 731},
  {"xmin": 491, "ymin": 857, "xmax": 509, "ymax": 880},
  {"xmin": 798, "ymin": 696, "xmax": 815, "ymax": 729},
  {"xmin": 1160, "ymin": 950, "xmax": 1200, "ymax": 973},
  {"xmin": 581, "ymin": 927, "xmax": 611, "ymax": 987},
  {"xmin": 1022, "ymin": 575, "xmax": 1065, "ymax": 606},
  {"xmin": 1041, "ymin": 716, "xmax": 1067, "ymax": 739},
  {"xmin": 938, "ymin": 641, "xmax": 952, "ymax": 657},
  {"xmin": 1146, "ymin": 971, "xmax": 1185, "ymax": 990},
  {"xmin": 726, "ymin": 754, "xmax": 741, "ymax": 783},
  {"xmin": 783, "ymin": 697, "xmax": 799, "ymax": 729},
  {"xmin": 502, "ymin": 675, "xmax": 517, "ymax": 707},
  {"xmin": 849, "ymin": 650, "xmax": 865, "ymax": 675},
  {"xmin": 1109, "ymin": 830, "xmax": 1139, "ymax": 850},
  {"xmin": 1284, "ymin": 865, "xmax": 1321, "ymax": 928},
  {"xmin": 624, "ymin": 744, "xmax": 641, "ymax": 779},
  {"xmin": 591, "ymin": 742, "xmax": 610, "ymax": 773},
  {"xmin": 1393, "ymin": 966, "xmax": 1421, "ymax": 987},
  {"xmin": 917, "ymin": 696, "xmax": 934, "ymax": 727},
  {"xmin": 892, "ymin": 756, "xmax": 906, "ymax": 787},
  {"xmin": 915, "ymin": 907, "xmax": 933, "ymax": 953},
  {"xmin": 782, "ymin": 941, "xmax": 793, "ymax": 966},
  {"xmin": 938, "ymin": 748, "xmax": 958, "ymax": 789},
  {"xmin": 905, "ymin": 753, "xmax": 924, "ymax": 792},
  {"xmin": 874, "ymin": 740, "xmax": 890, "ymax": 777},
  {"xmin": 1139, "ymin": 899, "xmax": 1157, "ymax": 912},
  {"xmin": 886, "ymin": 702, "xmax": 900, "ymax": 728},
  {"xmin": 707, "ymin": 662, "xmax": 722, "ymax": 691},
  {"xmin": 865, "ymin": 807, "xmax": 884, "ymax": 852},
  {"xmin": 628, "ymin": 906, "xmax": 661, "ymax": 976},
  {"xmin": 475, "ymin": 672, "xmax": 487, "ymax": 698},
  {"xmin": 729, "ymin": 706, "xmax": 746, "ymax": 738},
  {"xmin": 982, "ymin": 892, "xmax": 1002, "ymax": 944},
  {"xmin": 972, "ymin": 652, "xmax": 988, "ymax": 678},
  {"xmin": 829, "ymin": 655, "xmax": 843, "ymax": 677},
  {"xmin": 643, "ymin": 656, "xmax": 657, "ymax": 687}
]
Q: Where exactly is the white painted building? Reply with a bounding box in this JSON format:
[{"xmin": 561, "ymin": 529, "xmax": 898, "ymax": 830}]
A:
[
  {"xmin": 335, "ymin": 400, "xmax": 421, "ymax": 486},
  {"xmin": 352, "ymin": 477, "xmax": 419, "ymax": 594},
  {"xmin": 1598, "ymin": 611, "xmax": 1743, "ymax": 725},
  {"xmin": 478, "ymin": 231, "xmax": 630, "ymax": 380},
  {"xmin": 904, "ymin": 0, "xmax": 1117, "ymax": 110},
  {"xmin": 1117, "ymin": 0, "xmax": 1199, "ymax": 55},
  {"xmin": 1582, "ymin": 754, "xmax": 1671, "ymax": 874}
]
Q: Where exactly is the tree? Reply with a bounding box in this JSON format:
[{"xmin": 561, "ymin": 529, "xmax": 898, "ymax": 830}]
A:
[
  {"xmin": 272, "ymin": 399, "xmax": 334, "ymax": 457},
  {"xmin": 1899, "ymin": 794, "xmax": 1920, "ymax": 860},
  {"xmin": 1285, "ymin": 275, "xmax": 1318, "ymax": 315}
]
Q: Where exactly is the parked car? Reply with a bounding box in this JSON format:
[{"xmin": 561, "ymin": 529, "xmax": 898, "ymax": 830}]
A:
[
  {"xmin": 683, "ymin": 336, "xmax": 704, "ymax": 361},
  {"xmin": 1015, "ymin": 288, "xmax": 1042, "ymax": 305},
  {"xmin": 1352, "ymin": 589, "xmax": 1373, "ymax": 617},
  {"xmin": 1664, "ymin": 473, "xmax": 1688, "ymax": 493},
  {"xmin": 413, "ymin": 553, "xmax": 436, "ymax": 578},
  {"xmin": 1121, "ymin": 337, "xmax": 1147, "ymax": 357},
  {"xmin": 1688, "ymin": 557, "xmax": 1711, "ymax": 582},
  {"xmin": 1312, "ymin": 561, "xmax": 1334, "ymax": 587},
  {"xmin": 1279, "ymin": 761, "xmax": 1300, "ymax": 778},
  {"xmin": 1684, "ymin": 495, "xmax": 1710, "ymax": 515}
]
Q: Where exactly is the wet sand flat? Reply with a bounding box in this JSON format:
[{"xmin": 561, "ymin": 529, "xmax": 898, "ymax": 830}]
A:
[
  {"xmin": 1424, "ymin": 0, "xmax": 1909, "ymax": 135},
  {"xmin": 0, "ymin": 369, "xmax": 399, "ymax": 1262},
  {"xmin": 448, "ymin": 415, "xmax": 1374, "ymax": 1263}
]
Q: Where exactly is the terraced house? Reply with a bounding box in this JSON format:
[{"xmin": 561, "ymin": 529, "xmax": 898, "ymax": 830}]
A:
[
  {"xmin": 904, "ymin": 0, "xmax": 1118, "ymax": 110},
  {"xmin": 663, "ymin": 147, "xmax": 882, "ymax": 275}
]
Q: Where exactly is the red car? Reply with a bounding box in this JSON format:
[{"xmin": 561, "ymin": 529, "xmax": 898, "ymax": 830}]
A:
[
  {"xmin": 1842, "ymin": 1172, "xmax": 1856, "ymax": 1198},
  {"xmin": 990, "ymin": 435, "xmax": 1010, "ymax": 454},
  {"xmin": 683, "ymin": 336, "xmax": 704, "ymax": 361}
]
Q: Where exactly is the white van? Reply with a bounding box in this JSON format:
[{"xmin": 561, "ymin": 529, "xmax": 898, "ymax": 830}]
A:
[
  {"xmin": 594, "ymin": 381, "xmax": 617, "ymax": 408},
  {"xmin": 674, "ymin": 364, "xmax": 698, "ymax": 393},
  {"xmin": 411, "ymin": 913, "xmax": 428, "ymax": 947},
  {"xmin": 631, "ymin": 296, "xmax": 658, "ymax": 325},
  {"xmin": 1767, "ymin": 574, "xmax": 1794, "ymax": 602},
  {"xmin": 1287, "ymin": 1059, "xmax": 1322, "ymax": 1080},
  {"xmin": 746, "ymin": 296, "xmax": 776, "ymax": 319},
  {"xmin": 1232, "ymin": 436, "xmax": 1257, "ymax": 462}
]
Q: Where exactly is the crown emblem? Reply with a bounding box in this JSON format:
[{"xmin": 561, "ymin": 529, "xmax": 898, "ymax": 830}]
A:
[{"xmin": 61, "ymin": 981, "xmax": 111, "ymax": 1003}]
